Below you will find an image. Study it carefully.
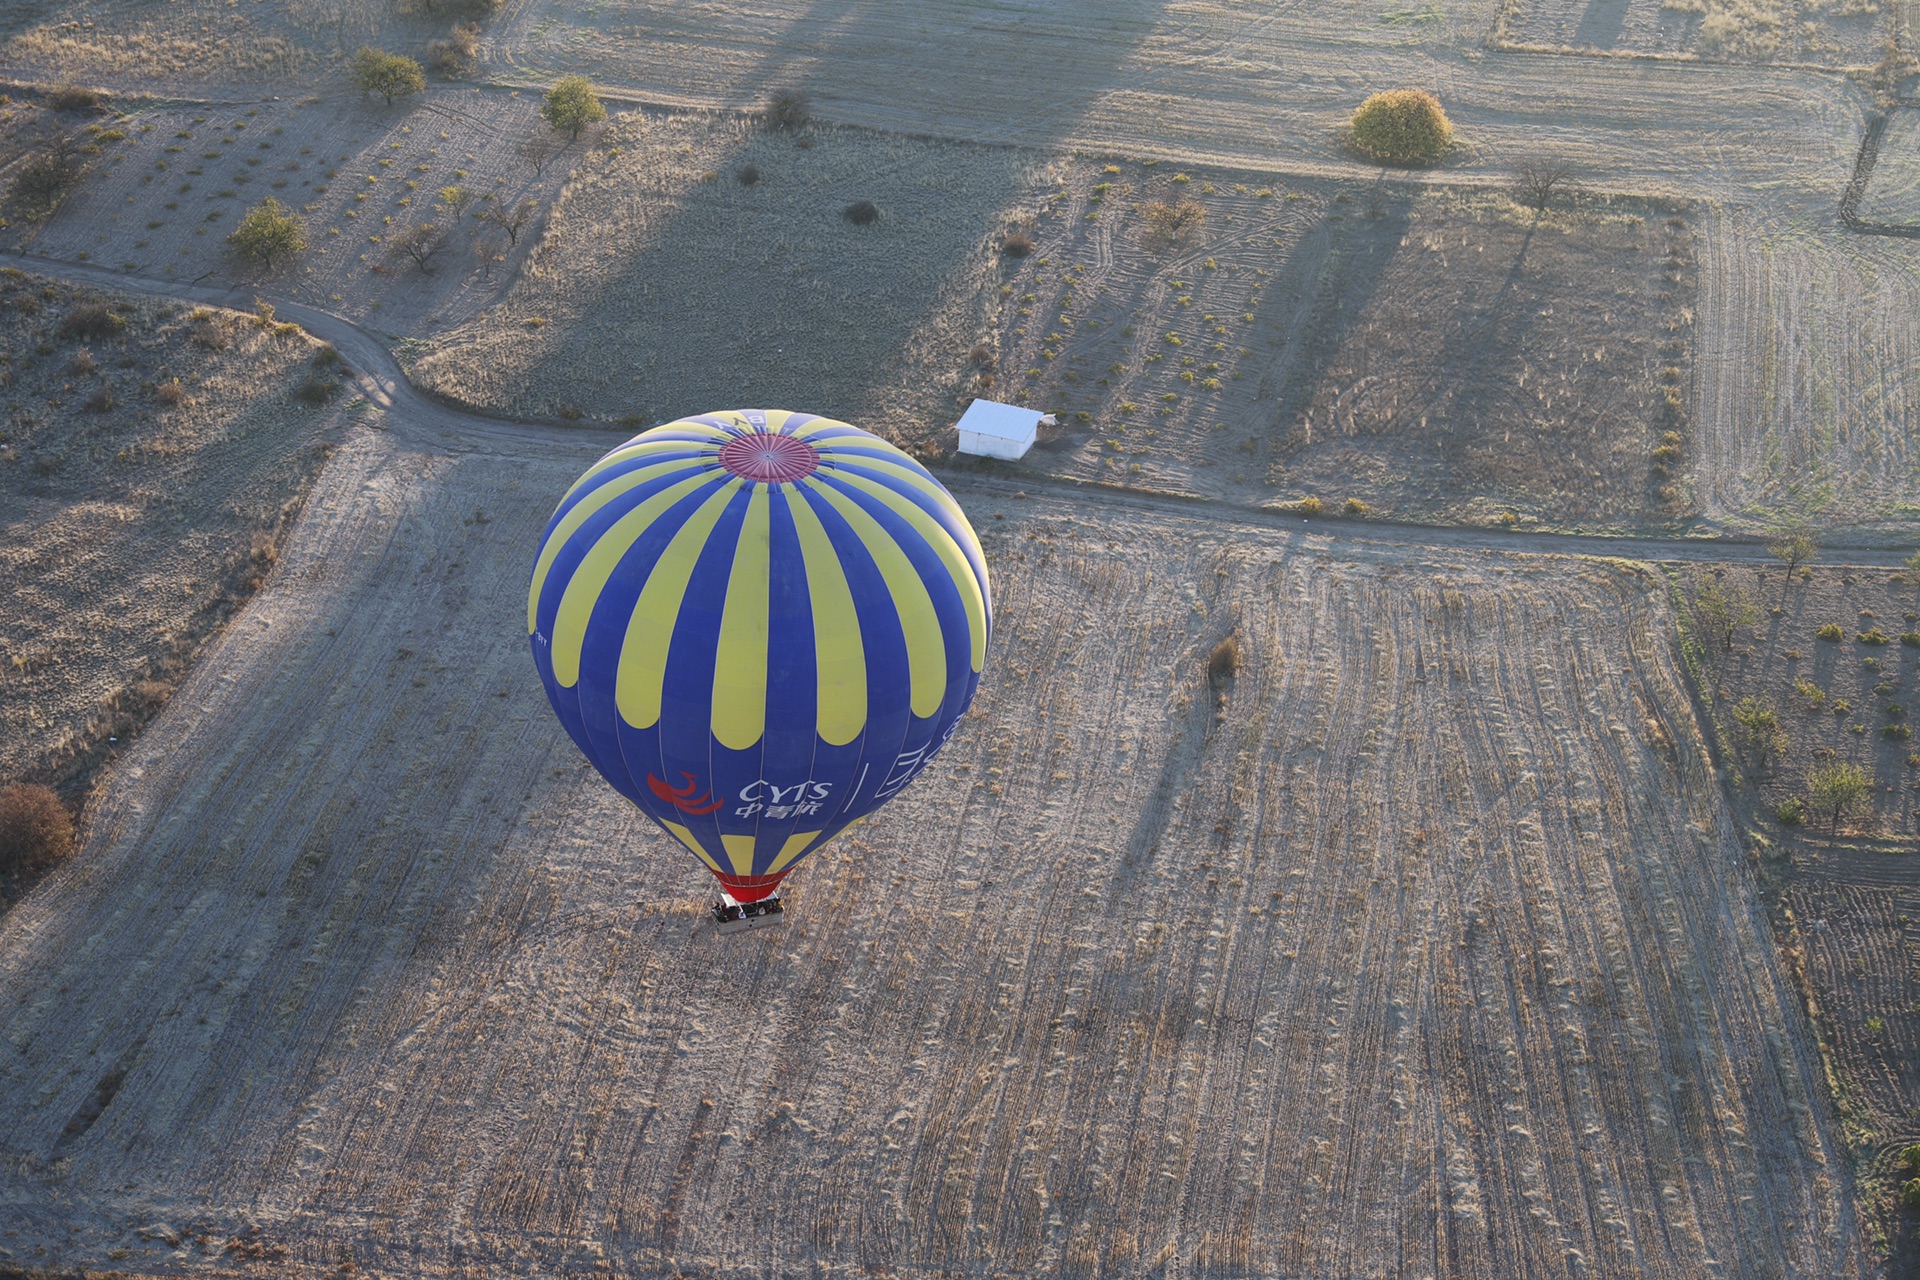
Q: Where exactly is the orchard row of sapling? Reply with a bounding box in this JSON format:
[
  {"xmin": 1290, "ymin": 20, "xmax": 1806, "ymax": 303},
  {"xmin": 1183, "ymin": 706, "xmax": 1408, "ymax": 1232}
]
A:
[{"xmin": 1695, "ymin": 529, "xmax": 1920, "ymax": 837}]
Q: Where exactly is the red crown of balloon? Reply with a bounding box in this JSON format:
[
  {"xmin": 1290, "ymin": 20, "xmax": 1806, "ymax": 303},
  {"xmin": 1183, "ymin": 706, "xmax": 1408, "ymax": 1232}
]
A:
[{"xmin": 718, "ymin": 432, "xmax": 819, "ymax": 483}]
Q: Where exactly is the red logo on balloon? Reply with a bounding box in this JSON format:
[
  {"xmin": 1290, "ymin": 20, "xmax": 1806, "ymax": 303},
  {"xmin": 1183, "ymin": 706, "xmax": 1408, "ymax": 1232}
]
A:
[{"xmin": 648, "ymin": 771, "xmax": 725, "ymax": 815}]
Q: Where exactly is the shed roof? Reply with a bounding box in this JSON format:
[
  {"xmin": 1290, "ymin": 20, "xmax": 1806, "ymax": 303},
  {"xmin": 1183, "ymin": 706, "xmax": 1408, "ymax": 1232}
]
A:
[{"xmin": 954, "ymin": 399, "xmax": 1041, "ymax": 443}]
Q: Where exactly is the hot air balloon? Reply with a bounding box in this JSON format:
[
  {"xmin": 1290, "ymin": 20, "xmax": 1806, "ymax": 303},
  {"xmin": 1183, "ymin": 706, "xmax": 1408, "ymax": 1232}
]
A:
[{"xmin": 528, "ymin": 409, "xmax": 992, "ymax": 929}]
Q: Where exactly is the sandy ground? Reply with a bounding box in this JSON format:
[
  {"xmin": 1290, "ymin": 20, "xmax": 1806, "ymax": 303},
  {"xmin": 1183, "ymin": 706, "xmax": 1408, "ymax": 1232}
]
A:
[
  {"xmin": 0, "ymin": 401, "xmax": 1863, "ymax": 1276},
  {"xmin": 0, "ymin": 270, "xmax": 342, "ymax": 807}
]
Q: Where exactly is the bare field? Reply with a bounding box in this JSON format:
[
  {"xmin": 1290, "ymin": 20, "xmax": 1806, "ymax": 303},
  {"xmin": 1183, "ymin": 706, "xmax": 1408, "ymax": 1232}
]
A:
[
  {"xmin": 0, "ymin": 413, "xmax": 1858, "ymax": 1276},
  {"xmin": 1501, "ymin": 0, "xmax": 1892, "ymax": 63},
  {"xmin": 409, "ymin": 113, "xmax": 1033, "ymax": 441},
  {"xmin": 9, "ymin": 90, "xmax": 579, "ymax": 335},
  {"xmin": 0, "ymin": 270, "xmax": 341, "ymax": 816}
]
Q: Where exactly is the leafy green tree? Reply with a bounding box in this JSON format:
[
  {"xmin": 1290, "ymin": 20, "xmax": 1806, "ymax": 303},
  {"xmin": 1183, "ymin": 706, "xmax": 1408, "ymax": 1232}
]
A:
[
  {"xmin": 351, "ymin": 47, "xmax": 425, "ymax": 106},
  {"xmin": 1730, "ymin": 697, "xmax": 1787, "ymax": 770},
  {"xmin": 1766, "ymin": 526, "xmax": 1818, "ymax": 581},
  {"xmin": 542, "ymin": 75, "xmax": 606, "ymax": 140},
  {"xmin": 1694, "ymin": 578, "xmax": 1760, "ymax": 651},
  {"xmin": 229, "ymin": 197, "xmax": 307, "ymax": 269},
  {"xmin": 1806, "ymin": 761, "xmax": 1871, "ymax": 837}
]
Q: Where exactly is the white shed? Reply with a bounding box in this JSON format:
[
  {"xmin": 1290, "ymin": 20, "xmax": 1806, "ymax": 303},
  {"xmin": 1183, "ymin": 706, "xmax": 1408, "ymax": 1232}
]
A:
[{"xmin": 954, "ymin": 399, "xmax": 1047, "ymax": 460}]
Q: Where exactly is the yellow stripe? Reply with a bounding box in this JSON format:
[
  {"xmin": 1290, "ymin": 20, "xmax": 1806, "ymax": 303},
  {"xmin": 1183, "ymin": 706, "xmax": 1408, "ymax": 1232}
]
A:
[
  {"xmin": 829, "ymin": 471, "xmax": 988, "ymax": 674},
  {"xmin": 814, "ymin": 449, "xmax": 990, "ymax": 577},
  {"xmin": 557, "ymin": 432, "xmax": 723, "ymax": 505},
  {"xmin": 808, "ymin": 481, "xmax": 947, "ymax": 719},
  {"xmin": 661, "ymin": 819, "xmax": 724, "ymax": 874},
  {"xmin": 549, "ymin": 472, "xmax": 722, "ymax": 684},
  {"xmin": 788, "ymin": 416, "xmax": 842, "ymax": 440},
  {"xmin": 768, "ymin": 830, "xmax": 821, "ymax": 875},
  {"xmin": 529, "ymin": 455, "xmax": 710, "ymax": 633},
  {"xmin": 614, "ymin": 480, "xmax": 742, "ymax": 727},
  {"xmin": 786, "ymin": 489, "xmax": 867, "ymax": 746},
  {"xmin": 711, "ymin": 484, "xmax": 771, "ymax": 750},
  {"xmin": 762, "ymin": 409, "xmax": 794, "ymax": 434},
  {"xmin": 721, "ymin": 834, "xmax": 757, "ymax": 877}
]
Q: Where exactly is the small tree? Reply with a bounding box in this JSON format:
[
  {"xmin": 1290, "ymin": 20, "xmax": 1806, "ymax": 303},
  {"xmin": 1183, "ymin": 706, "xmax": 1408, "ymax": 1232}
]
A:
[
  {"xmin": 1349, "ymin": 89, "xmax": 1453, "ymax": 166},
  {"xmin": 0, "ymin": 783, "xmax": 76, "ymax": 877},
  {"xmin": 1694, "ymin": 578, "xmax": 1760, "ymax": 651},
  {"xmin": 438, "ymin": 184, "xmax": 472, "ymax": 218},
  {"xmin": 1731, "ymin": 697, "xmax": 1788, "ymax": 770},
  {"xmin": 764, "ymin": 88, "xmax": 811, "ymax": 131},
  {"xmin": 351, "ymin": 47, "xmax": 425, "ymax": 106},
  {"xmin": 1767, "ymin": 526, "xmax": 1818, "ymax": 581},
  {"xmin": 1806, "ymin": 761, "xmax": 1871, "ymax": 837},
  {"xmin": 8, "ymin": 135, "xmax": 87, "ymax": 217},
  {"xmin": 1142, "ymin": 197, "xmax": 1206, "ymax": 247},
  {"xmin": 230, "ymin": 197, "xmax": 307, "ymax": 269},
  {"xmin": 1514, "ymin": 160, "xmax": 1573, "ymax": 212},
  {"xmin": 542, "ymin": 75, "xmax": 605, "ymax": 141},
  {"xmin": 391, "ymin": 221, "xmax": 443, "ymax": 272},
  {"xmin": 477, "ymin": 197, "xmax": 538, "ymax": 245},
  {"xmin": 518, "ymin": 133, "xmax": 558, "ymax": 176}
]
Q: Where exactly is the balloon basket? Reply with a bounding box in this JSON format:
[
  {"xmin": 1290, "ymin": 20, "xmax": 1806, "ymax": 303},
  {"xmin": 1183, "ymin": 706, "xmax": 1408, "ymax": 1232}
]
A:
[{"xmin": 709, "ymin": 889, "xmax": 787, "ymax": 934}]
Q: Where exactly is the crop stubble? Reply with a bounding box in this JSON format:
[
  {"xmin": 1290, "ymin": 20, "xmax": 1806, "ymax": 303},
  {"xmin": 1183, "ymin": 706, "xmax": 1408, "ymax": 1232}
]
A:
[{"xmin": 0, "ymin": 417, "xmax": 1856, "ymax": 1275}]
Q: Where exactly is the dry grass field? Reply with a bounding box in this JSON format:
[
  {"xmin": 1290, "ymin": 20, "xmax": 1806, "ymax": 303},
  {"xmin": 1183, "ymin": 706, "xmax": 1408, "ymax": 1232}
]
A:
[
  {"xmin": 1500, "ymin": 0, "xmax": 1895, "ymax": 63},
  {"xmin": 0, "ymin": 414, "xmax": 1859, "ymax": 1275},
  {"xmin": 0, "ymin": 271, "xmax": 342, "ymax": 829}
]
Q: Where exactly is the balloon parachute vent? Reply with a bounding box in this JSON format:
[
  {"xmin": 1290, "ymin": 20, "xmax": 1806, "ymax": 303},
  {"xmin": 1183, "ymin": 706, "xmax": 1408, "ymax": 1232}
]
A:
[
  {"xmin": 710, "ymin": 889, "xmax": 787, "ymax": 934},
  {"xmin": 718, "ymin": 431, "xmax": 819, "ymax": 483}
]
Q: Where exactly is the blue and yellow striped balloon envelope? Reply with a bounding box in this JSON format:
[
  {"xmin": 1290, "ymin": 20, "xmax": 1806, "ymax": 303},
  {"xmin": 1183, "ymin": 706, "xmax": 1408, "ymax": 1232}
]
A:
[{"xmin": 529, "ymin": 410, "xmax": 992, "ymax": 905}]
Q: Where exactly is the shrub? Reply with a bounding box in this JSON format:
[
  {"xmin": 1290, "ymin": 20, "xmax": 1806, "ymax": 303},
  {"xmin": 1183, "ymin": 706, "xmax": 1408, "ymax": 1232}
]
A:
[
  {"xmin": 843, "ymin": 199, "xmax": 879, "ymax": 225},
  {"xmin": 1904, "ymin": 1179, "xmax": 1920, "ymax": 1212},
  {"xmin": 154, "ymin": 378, "xmax": 188, "ymax": 405},
  {"xmin": 0, "ymin": 783, "xmax": 76, "ymax": 877},
  {"xmin": 1141, "ymin": 197, "xmax": 1206, "ymax": 246},
  {"xmin": 312, "ymin": 345, "xmax": 341, "ymax": 368},
  {"xmin": 1816, "ymin": 623, "xmax": 1843, "ymax": 641},
  {"xmin": 764, "ymin": 89, "xmax": 811, "ymax": 131},
  {"xmin": 46, "ymin": 84, "xmax": 100, "ymax": 112},
  {"xmin": 1901, "ymin": 1144, "xmax": 1920, "ymax": 1175},
  {"xmin": 1294, "ymin": 496, "xmax": 1324, "ymax": 517},
  {"xmin": 10, "ymin": 138, "xmax": 88, "ymax": 215},
  {"xmin": 69, "ymin": 346, "xmax": 97, "ymax": 374},
  {"xmin": 428, "ymin": 22, "xmax": 480, "ymax": 74},
  {"xmin": 1206, "ymin": 634, "xmax": 1241, "ymax": 685},
  {"xmin": 351, "ymin": 48, "xmax": 425, "ymax": 106},
  {"xmin": 189, "ymin": 311, "xmax": 232, "ymax": 350},
  {"xmin": 738, "ymin": 163, "xmax": 761, "ymax": 186},
  {"xmin": 1774, "ymin": 796, "xmax": 1805, "ymax": 827},
  {"xmin": 541, "ymin": 75, "xmax": 605, "ymax": 140},
  {"xmin": 1349, "ymin": 89, "xmax": 1453, "ymax": 166},
  {"xmin": 295, "ymin": 375, "xmax": 339, "ymax": 405},
  {"xmin": 1807, "ymin": 761, "xmax": 1872, "ymax": 834},
  {"xmin": 58, "ymin": 303, "xmax": 126, "ymax": 340},
  {"xmin": 1887, "ymin": 724, "xmax": 1911, "ymax": 740},
  {"xmin": 1001, "ymin": 231, "xmax": 1035, "ymax": 257},
  {"xmin": 1860, "ymin": 627, "xmax": 1891, "ymax": 645},
  {"xmin": 1344, "ymin": 497, "xmax": 1368, "ymax": 516},
  {"xmin": 84, "ymin": 387, "xmax": 115, "ymax": 413}
]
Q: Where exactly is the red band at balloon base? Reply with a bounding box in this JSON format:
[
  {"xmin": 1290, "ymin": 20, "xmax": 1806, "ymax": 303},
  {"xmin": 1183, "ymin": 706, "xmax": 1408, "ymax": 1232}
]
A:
[{"xmin": 715, "ymin": 870, "xmax": 790, "ymax": 904}]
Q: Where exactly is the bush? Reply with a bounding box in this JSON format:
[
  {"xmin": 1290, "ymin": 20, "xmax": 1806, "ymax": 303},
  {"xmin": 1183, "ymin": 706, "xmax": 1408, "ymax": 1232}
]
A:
[
  {"xmin": 764, "ymin": 89, "xmax": 811, "ymax": 131},
  {"xmin": 968, "ymin": 343, "xmax": 995, "ymax": 369},
  {"xmin": 69, "ymin": 346, "xmax": 97, "ymax": 374},
  {"xmin": 1774, "ymin": 796, "xmax": 1805, "ymax": 827},
  {"xmin": 296, "ymin": 375, "xmax": 340, "ymax": 405},
  {"xmin": 46, "ymin": 84, "xmax": 100, "ymax": 112},
  {"xmin": 84, "ymin": 387, "xmax": 115, "ymax": 413},
  {"xmin": 1294, "ymin": 496, "xmax": 1324, "ymax": 517},
  {"xmin": 428, "ymin": 22, "xmax": 480, "ymax": 74},
  {"xmin": 1860, "ymin": 627, "xmax": 1891, "ymax": 645},
  {"xmin": 1349, "ymin": 89, "xmax": 1453, "ymax": 166},
  {"xmin": 58, "ymin": 303, "xmax": 126, "ymax": 340},
  {"xmin": 738, "ymin": 163, "xmax": 760, "ymax": 186},
  {"xmin": 189, "ymin": 310, "xmax": 232, "ymax": 351},
  {"xmin": 1816, "ymin": 623, "xmax": 1844, "ymax": 641},
  {"xmin": 1904, "ymin": 1179, "xmax": 1920, "ymax": 1212},
  {"xmin": 1141, "ymin": 197, "xmax": 1206, "ymax": 246},
  {"xmin": 1001, "ymin": 231, "xmax": 1035, "ymax": 257},
  {"xmin": 1206, "ymin": 634, "xmax": 1241, "ymax": 686},
  {"xmin": 0, "ymin": 783, "xmax": 76, "ymax": 877},
  {"xmin": 843, "ymin": 199, "xmax": 879, "ymax": 225},
  {"xmin": 154, "ymin": 378, "xmax": 188, "ymax": 405},
  {"xmin": 10, "ymin": 138, "xmax": 88, "ymax": 215},
  {"xmin": 1344, "ymin": 498, "xmax": 1369, "ymax": 516}
]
